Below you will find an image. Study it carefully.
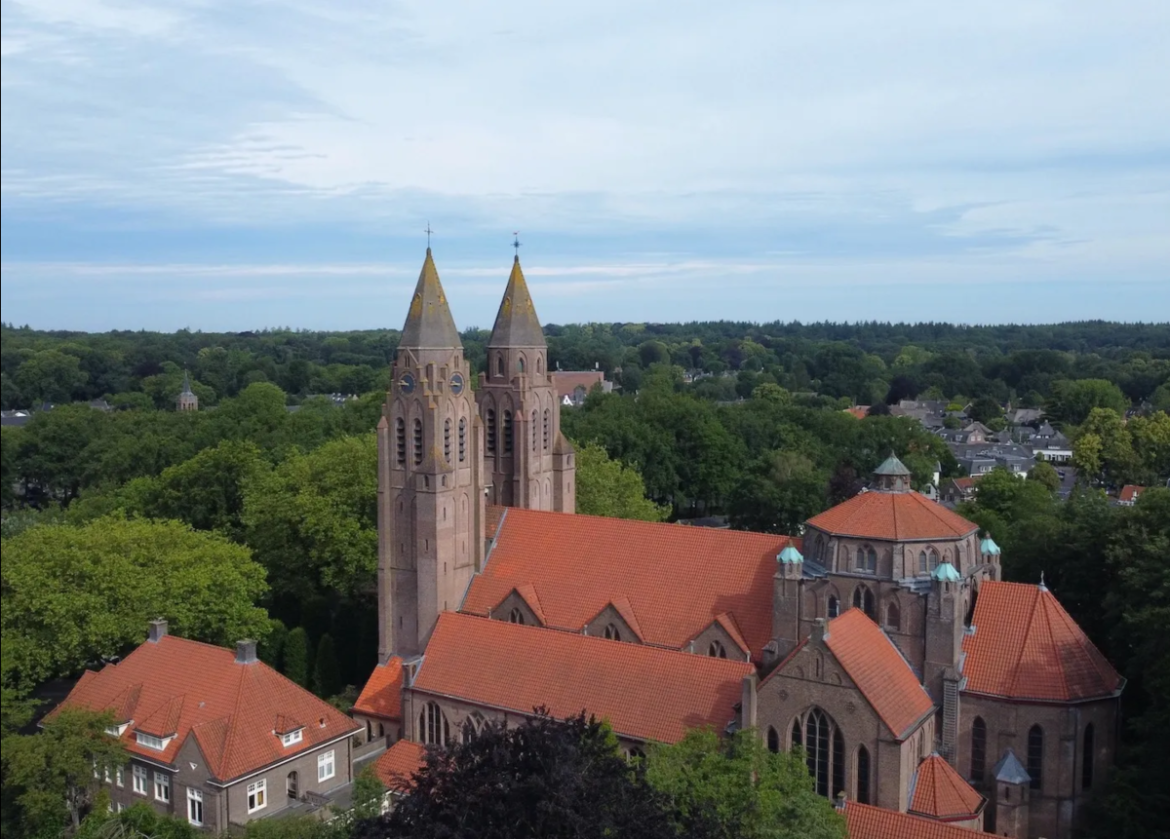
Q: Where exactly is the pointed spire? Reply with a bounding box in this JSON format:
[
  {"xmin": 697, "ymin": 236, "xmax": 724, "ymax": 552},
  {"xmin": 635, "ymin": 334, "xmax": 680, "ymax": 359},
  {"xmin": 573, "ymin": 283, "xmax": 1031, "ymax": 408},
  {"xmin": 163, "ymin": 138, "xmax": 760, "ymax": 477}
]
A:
[
  {"xmin": 488, "ymin": 256, "xmax": 546, "ymax": 348},
  {"xmin": 399, "ymin": 249, "xmax": 462, "ymax": 350},
  {"xmin": 180, "ymin": 370, "xmax": 194, "ymax": 396}
]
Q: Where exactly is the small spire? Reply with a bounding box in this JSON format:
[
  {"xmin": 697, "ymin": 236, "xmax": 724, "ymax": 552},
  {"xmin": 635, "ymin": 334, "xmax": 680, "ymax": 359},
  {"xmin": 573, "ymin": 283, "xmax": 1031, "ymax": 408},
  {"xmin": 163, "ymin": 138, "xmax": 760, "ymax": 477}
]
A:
[
  {"xmin": 512, "ymin": 231, "xmax": 521, "ymax": 262},
  {"xmin": 487, "ymin": 249, "xmax": 545, "ymax": 348},
  {"xmin": 399, "ymin": 248, "xmax": 462, "ymax": 350},
  {"xmin": 1039, "ymin": 571, "xmax": 1047, "ymax": 592}
]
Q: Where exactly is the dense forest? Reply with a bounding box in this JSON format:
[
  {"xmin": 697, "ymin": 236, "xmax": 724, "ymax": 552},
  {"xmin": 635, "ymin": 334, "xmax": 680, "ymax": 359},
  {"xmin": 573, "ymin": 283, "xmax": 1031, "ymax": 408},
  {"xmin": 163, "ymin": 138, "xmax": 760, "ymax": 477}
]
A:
[{"xmin": 1, "ymin": 320, "xmax": 1168, "ymax": 839}]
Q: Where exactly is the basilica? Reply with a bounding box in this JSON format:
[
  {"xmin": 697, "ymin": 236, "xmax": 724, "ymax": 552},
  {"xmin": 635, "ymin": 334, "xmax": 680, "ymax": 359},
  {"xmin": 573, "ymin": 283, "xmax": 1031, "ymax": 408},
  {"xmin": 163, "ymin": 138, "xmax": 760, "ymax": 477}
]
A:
[{"xmin": 356, "ymin": 249, "xmax": 1123, "ymax": 839}]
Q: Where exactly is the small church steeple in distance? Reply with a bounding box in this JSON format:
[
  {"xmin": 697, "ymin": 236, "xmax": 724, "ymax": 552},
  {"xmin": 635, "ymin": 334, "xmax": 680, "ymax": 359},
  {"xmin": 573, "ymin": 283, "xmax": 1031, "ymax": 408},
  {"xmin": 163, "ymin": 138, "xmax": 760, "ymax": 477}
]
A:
[{"xmin": 176, "ymin": 371, "xmax": 198, "ymax": 412}]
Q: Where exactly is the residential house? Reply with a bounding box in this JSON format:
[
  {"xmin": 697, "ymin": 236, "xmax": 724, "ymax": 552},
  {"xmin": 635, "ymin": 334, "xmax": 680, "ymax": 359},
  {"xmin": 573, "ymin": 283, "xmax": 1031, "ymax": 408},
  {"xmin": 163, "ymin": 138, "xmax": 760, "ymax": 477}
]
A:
[
  {"xmin": 1117, "ymin": 485, "xmax": 1145, "ymax": 506},
  {"xmin": 54, "ymin": 621, "xmax": 362, "ymax": 831}
]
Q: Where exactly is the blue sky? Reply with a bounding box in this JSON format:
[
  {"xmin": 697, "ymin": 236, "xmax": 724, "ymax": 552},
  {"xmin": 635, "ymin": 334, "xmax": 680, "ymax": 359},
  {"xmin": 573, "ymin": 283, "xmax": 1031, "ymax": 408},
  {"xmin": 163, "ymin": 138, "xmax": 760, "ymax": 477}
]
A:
[{"xmin": 2, "ymin": 0, "xmax": 1168, "ymax": 331}]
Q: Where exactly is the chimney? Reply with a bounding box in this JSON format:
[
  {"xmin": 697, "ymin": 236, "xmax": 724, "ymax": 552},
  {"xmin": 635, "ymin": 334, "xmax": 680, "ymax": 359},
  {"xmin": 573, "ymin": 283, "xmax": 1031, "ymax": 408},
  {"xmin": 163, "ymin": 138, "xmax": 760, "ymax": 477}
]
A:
[
  {"xmin": 148, "ymin": 619, "xmax": 168, "ymax": 643},
  {"xmin": 235, "ymin": 640, "xmax": 258, "ymax": 665},
  {"xmin": 812, "ymin": 617, "xmax": 830, "ymax": 646}
]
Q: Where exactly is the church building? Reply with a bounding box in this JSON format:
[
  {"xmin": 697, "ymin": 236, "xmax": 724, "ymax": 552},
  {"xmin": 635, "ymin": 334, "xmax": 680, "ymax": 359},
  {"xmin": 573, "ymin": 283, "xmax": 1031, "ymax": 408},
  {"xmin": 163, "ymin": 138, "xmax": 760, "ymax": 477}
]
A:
[{"xmin": 357, "ymin": 249, "xmax": 1123, "ymax": 839}]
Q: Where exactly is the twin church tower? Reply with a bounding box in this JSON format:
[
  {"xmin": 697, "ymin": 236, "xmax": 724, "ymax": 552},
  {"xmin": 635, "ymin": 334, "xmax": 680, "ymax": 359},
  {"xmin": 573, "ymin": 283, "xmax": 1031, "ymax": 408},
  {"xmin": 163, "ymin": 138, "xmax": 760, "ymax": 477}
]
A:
[{"xmin": 376, "ymin": 249, "xmax": 576, "ymax": 662}]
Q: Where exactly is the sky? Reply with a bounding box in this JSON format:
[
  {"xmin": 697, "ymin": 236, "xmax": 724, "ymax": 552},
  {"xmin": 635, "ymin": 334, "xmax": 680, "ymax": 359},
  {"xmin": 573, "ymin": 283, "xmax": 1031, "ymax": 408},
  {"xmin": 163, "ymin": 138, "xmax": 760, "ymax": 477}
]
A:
[{"xmin": 2, "ymin": 0, "xmax": 1168, "ymax": 332}]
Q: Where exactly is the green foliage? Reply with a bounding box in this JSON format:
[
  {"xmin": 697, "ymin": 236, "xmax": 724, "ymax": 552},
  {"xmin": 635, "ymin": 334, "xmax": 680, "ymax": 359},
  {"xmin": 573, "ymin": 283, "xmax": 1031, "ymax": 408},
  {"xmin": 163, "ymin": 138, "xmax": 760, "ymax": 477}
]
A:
[
  {"xmin": 645, "ymin": 728, "xmax": 847, "ymax": 839},
  {"xmin": 2, "ymin": 706, "xmax": 126, "ymax": 835},
  {"xmin": 259, "ymin": 618, "xmax": 289, "ymax": 670},
  {"xmin": 966, "ymin": 396, "xmax": 1003, "ymax": 425},
  {"xmin": 574, "ymin": 442, "xmax": 669, "ymax": 521},
  {"xmin": 243, "ymin": 434, "xmax": 378, "ymax": 598},
  {"xmin": 1026, "ymin": 460, "xmax": 1061, "ymax": 491},
  {"xmin": 14, "ymin": 349, "xmax": 89, "ymax": 405},
  {"xmin": 1047, "ymin": 378, "xmax": 1129, "ymax": 427},
  {"xmin": 729, "ymin": 451, "xmax": 827, "ymax": 535},
  {"xmin": 76, "ymin": 802, "xmax": 201, "ymax": 839},
  {"xmin": 284, "ymin": 627, "xmax": 311, "ymax": 688},
  {"xmin": 1, "ymin": 516, "xmax": 269, "ymax": 689},
  {"xmin": 313, "ymin": 633, "xmax": 342, "ymax": 698}
]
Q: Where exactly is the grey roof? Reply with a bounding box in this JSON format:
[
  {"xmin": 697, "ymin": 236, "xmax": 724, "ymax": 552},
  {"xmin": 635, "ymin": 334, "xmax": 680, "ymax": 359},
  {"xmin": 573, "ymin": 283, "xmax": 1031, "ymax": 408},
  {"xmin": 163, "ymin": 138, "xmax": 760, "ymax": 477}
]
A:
[
  {"xmin": 488, "ymin": 257, "xmax": 546, "ymax": 348},
  {"xmin": 993, "ymin": 749, "xmax": 1031, "ymax": 785},
  {"xmin": 180, "ymin": 371, "xmax": 194, "ymax": 396},
  {"xmin": 874, "ymin": 453, "xmax": 912, "ymax": 476},
  {"xmin": 399, "ymin": 248, "xmax": 463, "ymax": 350}
]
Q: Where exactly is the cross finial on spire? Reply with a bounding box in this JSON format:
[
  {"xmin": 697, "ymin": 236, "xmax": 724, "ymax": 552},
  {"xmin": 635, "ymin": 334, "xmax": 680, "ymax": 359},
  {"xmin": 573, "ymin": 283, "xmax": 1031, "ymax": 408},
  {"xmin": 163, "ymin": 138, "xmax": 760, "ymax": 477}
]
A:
[
  {"xmin": 425, "ymin": 222, "xmax": 434, "ymax": 249},
  {"xmin": 513, "ymin": 231, "xmax": 521, "ymax": 261}
]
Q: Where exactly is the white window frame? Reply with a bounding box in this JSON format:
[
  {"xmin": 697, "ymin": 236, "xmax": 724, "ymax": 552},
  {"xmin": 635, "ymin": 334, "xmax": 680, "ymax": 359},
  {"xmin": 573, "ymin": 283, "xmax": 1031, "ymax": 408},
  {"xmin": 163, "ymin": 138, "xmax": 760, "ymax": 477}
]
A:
[
  {"xmin": 187, "ymin": 788, "xmax": 204, "ymax": 826},
  {"xmin": 115, "ymin": 766, "xmax": 124, "ymax": 787},
  {"xmin": 132, "ymin": 765, "xmax": 148, "ymax": 795},
  {"xmin": 135, "ymin": 732, "xmax": 168, "ymax": 751},
  {"xmin": 280, "ymin": 728, "xmax": 303, "ymax": 747},
  {"xmin": 318, "ymin": 750, "xmax": 335, "ymax": 782},
  {"xmin": 154, "ymin": 771, "xmax": 170, "ymax": 803},
  {"xmin": 247, "ymin": 779, "xmax": 267, "ymax": 814}
]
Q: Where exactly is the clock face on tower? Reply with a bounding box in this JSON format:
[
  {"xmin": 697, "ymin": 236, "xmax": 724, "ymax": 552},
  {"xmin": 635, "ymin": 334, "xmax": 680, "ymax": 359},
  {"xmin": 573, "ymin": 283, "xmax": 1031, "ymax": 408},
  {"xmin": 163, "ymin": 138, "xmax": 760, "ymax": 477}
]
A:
[
  {"xmin": 450, "ymin": 373, "xmax": 465, "ymax": 395},
  {"xmin": 399, "ymin": 373, "xmax": 416, "ymax": 394}
]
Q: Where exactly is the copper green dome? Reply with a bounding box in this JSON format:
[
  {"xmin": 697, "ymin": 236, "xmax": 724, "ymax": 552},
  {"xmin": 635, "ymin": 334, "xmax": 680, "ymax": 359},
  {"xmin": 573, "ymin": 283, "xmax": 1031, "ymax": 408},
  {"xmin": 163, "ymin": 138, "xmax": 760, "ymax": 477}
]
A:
[
  {"xmin": 778, "ymin": 545, "xmax": 804, "ymax": 564},
  {"xmin": 932, "ymin": 561, "xmax": 962, "ymax": 583}
]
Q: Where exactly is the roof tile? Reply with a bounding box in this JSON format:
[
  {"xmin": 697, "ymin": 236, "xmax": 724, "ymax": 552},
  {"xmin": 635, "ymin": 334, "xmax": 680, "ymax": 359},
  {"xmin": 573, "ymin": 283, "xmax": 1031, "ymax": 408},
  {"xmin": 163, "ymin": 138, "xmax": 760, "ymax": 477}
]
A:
[
  {"xmin": 371, "ymin": 740, "xmax": 426, "ymax": 792},
  {"xmin": 909, "ymin": 754, "xmax": 985, "ymax": 821},
  {"xmin": 58, "ymin": 635, "xmax": 360, "ymax": 782},
  {"xmin": 962, "ymin": 581, "xmax": 1123, "ymax": 702},
  {"xmin": 464, "ymin": 507, "xmax": 798, "ymax": 660},
  {"xmin": 414, "ymin": 612, "xmax": 754, "ymax": 744},
  {"xmin": 354, "ymin": 657, "xmax": 404, "ymax": 721},
  {"xmin": 845, "ymin": 802, "xmax": 979, "ymax": 839},
  {"xmin": 806, "ymin": 491, "xmax": 978, "ymax": 541}
]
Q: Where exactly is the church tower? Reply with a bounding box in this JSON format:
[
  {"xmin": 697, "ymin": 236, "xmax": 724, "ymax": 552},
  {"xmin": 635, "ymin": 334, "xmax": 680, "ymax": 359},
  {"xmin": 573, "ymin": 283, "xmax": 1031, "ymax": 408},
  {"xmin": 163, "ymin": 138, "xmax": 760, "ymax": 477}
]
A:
[
  {"xmin": 377, "ymin": 249, "xmax": 485, "ymax": 662},
  {"xmin": 176, "ymin": 371, "xmax": 198, "ymax": 411},
  {"xmin": 476, "ymin": 254, "xmax": 575, "ymax": 512}
]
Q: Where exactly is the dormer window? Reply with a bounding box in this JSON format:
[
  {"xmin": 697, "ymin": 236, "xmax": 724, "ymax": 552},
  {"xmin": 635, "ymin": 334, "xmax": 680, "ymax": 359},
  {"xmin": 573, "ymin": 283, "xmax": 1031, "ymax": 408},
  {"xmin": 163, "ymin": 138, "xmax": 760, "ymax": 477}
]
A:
[
  {"xmin": 105, "ymin": 722, "xmax": 130, "ymax": 737},
  {"xmin": 280, "ymin": 729, "xmax": 304, "ymax": 747},
  {"xmin": 135, "ymin": 732, "xmax": 172, "ymax": 751}
]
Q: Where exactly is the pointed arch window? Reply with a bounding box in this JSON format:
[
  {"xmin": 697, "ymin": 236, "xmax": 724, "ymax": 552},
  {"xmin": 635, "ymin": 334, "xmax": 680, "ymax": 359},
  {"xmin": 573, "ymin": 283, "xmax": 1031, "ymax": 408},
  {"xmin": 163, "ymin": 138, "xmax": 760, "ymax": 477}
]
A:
[
  {"xmin": 420, "ymin": 702, "xmax": 450, "ymax": 746},
  {"xmin": 790, "ymin": 719, "xmax": 802, "ymax": 750},
  {"xmin": 856, "ymin": 746, "xmax": 871, "ymax": 804},
  {"xmin": 970, "ymin": 717, "xmax": 987, "ymax": 783},
  {"xmin": 395, "ymin": 418, "xmax": 406, "ymax": 465},
  {"xmin": 537, "ymin": 355, "xmax": 544, "ymax": 375},
  {"xmin": 462, "ymin": 713, "xmax": 485, "ymax": 744},
  {"xmin": 1082, "ymin": 724, "xmax": 1095, "ymax": 790},
  {"xmin": 503, "ymin": 411, "xmax": 514, "ymax": 454},
  {"xmin": 918, "ymin": 550, "xmax": 928, "ymax": 575},
  {"xmin": 543, "ymin": 409, "xmax": 550, "ymax": 450},
  {"xmin": 929, "ymin": 548, "xmax": 941, "ymax": 570},
  {"xmin": 827, "ymin": 596, "xmax": 840, "ymax": 619},
  {"xmin": 443, "ymin": 418, "xmax": 452, "ymax": 463},
  {"xmin": 1027, "ymin": 725, "xmax": 1044, "ymax": 790},
  {"xmin": 532, "ymin": 410, "xmax": 538, "ymax": 451},
  {"xmin": 853, "ymin": 585, "xmax": 875, "ymax": 619},
  {"xmin": 708, "ymin": 640, "xmax": 727, "ymax": 659},
  {"xmin": 496, "ymin": 355, "xmax": 505, "ymax": 377},
  {"xmin": 518, "ymin": 356, "xmax": 526, "ymax": 374},
  {"xmin": 508, "ymin": 607, "xmax": 525, "ymax": 625},
  {"xmin": 604, "ymin": 624, "xmax": 621, "ymax": 641},
  {"xmin": 412, "ymin": 419, "xmax": 424, "ymax": 465},
  {"xmin": 886, "ymin": 602, "xmax": 901, "ymax": 631},
  {"xmin": 458, "ymin": 418, "xmax": 467, "ymax": 462},
  {"xmin": 766, "ymin": 726, "xmax": 780, "ymax": 753},
  {"xmin": 804, "ymin": 708, "xmax": 845, "ymax": 798},
  {"xmin": 486, "ymin": 409, "xmax": 497, "ymax": 453}
]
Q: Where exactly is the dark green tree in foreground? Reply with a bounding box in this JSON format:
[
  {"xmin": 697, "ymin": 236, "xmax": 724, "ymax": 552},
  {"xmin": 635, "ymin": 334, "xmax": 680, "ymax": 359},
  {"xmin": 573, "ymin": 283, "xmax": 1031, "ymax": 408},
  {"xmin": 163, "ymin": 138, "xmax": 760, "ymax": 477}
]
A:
[
  {"xmin": 283, "ymin": 627, "xmax": 311, "ymax": 688},
  {"xmin": 353, "ymin": 711, "xmax": 681, "ymax": 839},
  {"xmin": 313, "ymin": 633, "xmax": 342, "ymax": 698}
]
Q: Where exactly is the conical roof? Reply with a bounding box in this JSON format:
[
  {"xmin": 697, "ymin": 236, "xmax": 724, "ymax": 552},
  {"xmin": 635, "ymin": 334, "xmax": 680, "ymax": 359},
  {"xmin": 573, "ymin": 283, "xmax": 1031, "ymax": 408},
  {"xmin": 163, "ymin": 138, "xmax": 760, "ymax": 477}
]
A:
[
  {"xmin": 909, "ymin": 753, "xmax": 986, "ymax": 820},
  {"xmin": 180, "ymin": 371, "xmax": 194, "ymax": 396},
  {"xmin": 399, "ymin": 249, "xmax": 462, "ymax": 350},
  {"xmin": 874, "ymin": 453, "xmax": 912, "ymax": 476},
  {"xmin": 488, "ymin": 257, "xmax": 546, "ymax": 348},
  {"xmin": 993, "ymin": 749, "xmax": 1031, "ymax": 785}
]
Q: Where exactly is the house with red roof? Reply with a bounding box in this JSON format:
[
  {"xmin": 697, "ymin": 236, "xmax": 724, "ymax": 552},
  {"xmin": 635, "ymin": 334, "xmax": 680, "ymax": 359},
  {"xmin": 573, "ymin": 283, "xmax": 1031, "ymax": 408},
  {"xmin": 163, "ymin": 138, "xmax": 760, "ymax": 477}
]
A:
[
  {"xmin": 1117, "ymin": 484, "xmax": 1145, "ymax": 505},
  {"xmin": 357, "ymin": 248, "xmax": 1122, "ymax": 839},
  {"xmin": 54, "ymin": 621, "xmax": 361, "ymax": 831}
]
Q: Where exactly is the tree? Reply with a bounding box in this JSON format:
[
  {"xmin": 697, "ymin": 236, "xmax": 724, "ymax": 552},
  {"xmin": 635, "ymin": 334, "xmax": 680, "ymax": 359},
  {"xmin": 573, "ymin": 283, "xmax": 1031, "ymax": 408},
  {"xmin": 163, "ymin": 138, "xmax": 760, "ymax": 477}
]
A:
[
  {"xmin": 1072, "ymin": 432, "xmax": 1105, "ymax": 482},
  {"xmin": 1128, "ymin": 411, "xmax": 1170, "ymax": 480},
  {"xmin": 243, "ymin": 434, "xmax": 378, "ymax": 598},
  {"xmin": 143, "ymin": 440, "xmax": 268, "ymax": 538},
  {"xmin": 574, "ymin": 443, "xmax": 669, "ymax": 522},
  {"xmin": 1047, "ymin": 379, "xmax": 1128, "ymax": 427},
  {"xmin": 284, "ymin": 627, "xmax": 311, "ymax": 688},
  {"xmin": 259, "ymin": 618, "xmax": 288, "ymax": 671},
  {"xmin": 313, "ymin": 633, "xmax": 342, "ymax": 698},
  {"xmin": 967, "ymin": 396, "xmax": 1003, "ymax": 425},
  {"xmin": 0, "ymin": 426, "xmax": 17, "ymax": 508},
  {"xmin": 76, "ymin": 802, "xmax": 201, "ymax": 839},
  {"xmin": 645, "ymin": 728, "xmax": 847, "ymax": 839},
  {"xmin": 1077, "ymin": 408, "xmax": 1136, "ymax": 483},
  {"xmin": 13, "ymin": 349, "xmax": 88, "ymax": 405},
  {"xmin": 1027, "ymin": 461, "xmax": 1062, "ymax": 492},
  {"xmin": 2, "ymin": 707, "xmax": 126, "ymax": 834},
  {"xmin": 355, "ymin": 711, "xmax": 681, "ymax": 839},
  {"xmin": 1, "ymin": 517, "xmax": 269, "ymax": 689},
  {"xmin": 728, "ymin": 451, "xmax": 827, "ymax": 535}
]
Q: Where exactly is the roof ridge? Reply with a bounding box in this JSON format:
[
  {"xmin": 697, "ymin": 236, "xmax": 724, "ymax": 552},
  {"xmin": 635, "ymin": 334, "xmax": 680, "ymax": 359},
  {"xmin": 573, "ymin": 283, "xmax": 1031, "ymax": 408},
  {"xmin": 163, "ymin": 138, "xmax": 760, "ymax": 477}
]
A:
[{"xmin": 1039, "ymin": 588, "xmax": 1118, "ymax": 690}]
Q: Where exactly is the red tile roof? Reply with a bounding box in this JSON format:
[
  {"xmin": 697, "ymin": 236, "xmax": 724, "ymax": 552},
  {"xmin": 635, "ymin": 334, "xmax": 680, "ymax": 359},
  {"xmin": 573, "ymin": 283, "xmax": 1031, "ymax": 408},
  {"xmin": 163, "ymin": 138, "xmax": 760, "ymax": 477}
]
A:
[
  {"xmin": 371, "ymin": 739, "xmax": 426, "ymax": 792},
  {"xmin": 844, "ymin": 406, "xmax": 870, "ymax": 420},
  {"xmin": 57, "ymin": 635, "xmax": 360, "ymax": 782},
  {"xmin": 844, "ymin": 802, "xmax": 979, "ymax": 839},
  {"xmin": 1119, "ymin": 485, "xmax": 1144, "ymax": 503},
  {"xmin": 909, "ymin": 754, "xmax": 985, "ymax": 821},
  {"xmin": 486, "ymin": 506, "xmax": 506, "ymax": 541},
  {"xmin": 962, "ymin": 581, "xmax": 1124, "ymax": 702},
  {"xmin": 465, "ymin": 507, "xmax": 799, "ymax": 660},
  {"xmin": 824, "ymin": 609, "xmax": 935, "ymax": 739},
  {"xmin": 413, "ymin": 612, "xmax": 754, "ymax": 744},
  {"xmin": 354, "ymin": 657, "xmax": 404, "ymax": 721},
  {"xmin": 806, "ymin": 490, "xmax": 978, "ymax": 541},
  {"xmin": 950, "ymin": 477, "xmax": 978, "ymax": 491},
  {"xmin": 553, "ymin": 371, "xmax": 606, "ymax": 400}
]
